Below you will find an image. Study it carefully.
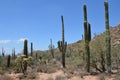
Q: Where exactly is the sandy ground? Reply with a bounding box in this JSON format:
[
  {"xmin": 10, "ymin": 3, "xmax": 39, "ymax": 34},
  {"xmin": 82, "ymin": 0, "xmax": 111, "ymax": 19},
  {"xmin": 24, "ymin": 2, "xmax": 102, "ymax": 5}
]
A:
[
  {"xmin": 3, "ymin": 70, "xmax": 117, "ymax": 80},
  {"xmin": 37, "ymin": 70, "xmax": 65, "ymax": 80}
]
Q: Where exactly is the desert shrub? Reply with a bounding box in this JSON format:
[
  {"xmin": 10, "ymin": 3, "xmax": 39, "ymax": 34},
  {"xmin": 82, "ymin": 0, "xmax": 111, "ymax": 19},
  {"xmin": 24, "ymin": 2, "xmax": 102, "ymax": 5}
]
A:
[
  {"xmin": 0, "ymin": 56, "xmax": 3, "ymax": 66},
  {"xmin": 114, "ymin": 74, "xmax": 120, "ymax": 80},
  {"xmin": 18, "ymin": 74, "xmax": 26, "ymax": 80},
  {"xmin": 40, "ymin": 52, "xmax": 52, "ymax": 60},
  {"xmin": 0, "ymin": 56, "xmax": 7, "ymax": 70},
  {"xmin": 97, "ymin": 73, "xmax": 105, "ymax": 80},
  {"xmin": 55, "ymin": 75, "xmax": 66, "ymax": 80},
  {"xmin": 37, "ymin": 63, "xmax": 57, "ymax": 73},
  {"xmin": 37, "ymin": 64, "xmax": 47, "ymax": 73},
  {"xmin": 26, "ymin": 72, "xmax": 37, "ymax": 79},
  {"xmin": 0, "ymin": 69, "xmax": 5, "ymax": 75},
  {"xmin": 47, "ymin": 77, "xmax": 54, "ymax": 80},
  {"xmin": 65, "ymin": 52, "xmax": 71, "ymax": 58},
  {"xmin": 54, "ymin": 52, "xmax": 61, "ymax": 61},
  {"xmin": 63, "ymin": 67, "xmax": 74, "ymax": 79},
  {"xmin": 46, "ymin": 66, "xmax": 57, "ymax": 73}
]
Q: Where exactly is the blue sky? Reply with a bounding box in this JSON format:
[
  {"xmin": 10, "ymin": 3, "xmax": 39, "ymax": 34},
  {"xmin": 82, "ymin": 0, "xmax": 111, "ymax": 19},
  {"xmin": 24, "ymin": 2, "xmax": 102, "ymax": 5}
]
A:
[{"xmin": 0, "ymin": 0, "xmax": 120, "ymax": 54}]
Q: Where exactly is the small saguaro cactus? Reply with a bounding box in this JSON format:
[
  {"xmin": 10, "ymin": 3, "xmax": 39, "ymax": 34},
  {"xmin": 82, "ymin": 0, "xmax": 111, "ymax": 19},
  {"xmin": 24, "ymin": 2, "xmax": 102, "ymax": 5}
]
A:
[
  {"xmin": 23, "ymin": 39, "xmax": 28, "ymax": 72},
  {"xmin": 31, "ymin": 42, "xmax": 33, "ymax": 56},
  {"xmin": 2, "ymin": 48, "xmax": 5, "ymax": 57},
  {"xmin": 49, "ymin": 39, "xmax": 55, "ymax": 58},
  {"xmin": 104, "ymin": 0, "xmax": 111, "ymax": 73},
  {"xmin": 23, "ymin": 39, "xmax": 28, "ymax": 58},
  {"xmin": 58, "ymin": 15, "xmax": 67, "ymax": 68},
  {"xmin": 83, "ymin": 4, "xmax": 91, "ymax": 72},
  {"xmin": 82, "ymin": 34, "xmax": 84, "ymax": 40},
  {"xmin": 12, "ymin": 48, "xmax": 16, "ymax": 59},
  {"xmin": 7, "ymin": 55, "xmax": 11, "ymax": 67}
]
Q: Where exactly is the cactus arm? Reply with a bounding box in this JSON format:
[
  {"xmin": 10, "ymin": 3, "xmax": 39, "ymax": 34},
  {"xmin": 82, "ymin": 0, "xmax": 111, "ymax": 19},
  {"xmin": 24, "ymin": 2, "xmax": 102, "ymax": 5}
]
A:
[{"xmin": 58, "ymin": 41, "xmax": 62, "ymax": 52}]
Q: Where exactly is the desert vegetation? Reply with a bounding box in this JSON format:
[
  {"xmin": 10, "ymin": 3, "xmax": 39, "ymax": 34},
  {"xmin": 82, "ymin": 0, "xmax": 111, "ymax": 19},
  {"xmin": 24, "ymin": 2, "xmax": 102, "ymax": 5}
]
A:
[{"xmin": 0, "ymin": 1, "xmax": 120, "ymax": 80}]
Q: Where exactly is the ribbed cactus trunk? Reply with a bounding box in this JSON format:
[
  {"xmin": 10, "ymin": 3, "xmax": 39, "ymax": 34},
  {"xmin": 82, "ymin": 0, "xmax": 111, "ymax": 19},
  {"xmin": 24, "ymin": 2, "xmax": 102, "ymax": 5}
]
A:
[
  {"xmin": 23, "ymin": 39, "xmax": 28, "ymax": 72},
  {"xmin": 31, "ymin": 42, "xmax": 33, "ymax": 56},
  {"xmin": 104, "ymin": 1, "xmax": 111, "ymax": 73},
  {"xmin": 7, "ymin": 55, "xmax": 11, "ymax": 67},
  {"xmin": 83, "ymin": 4, "xmax": 91, "ymax": 72},
  {"xmin": 58, "ymin": 16, "xmax": 67, "ymax": 68}
]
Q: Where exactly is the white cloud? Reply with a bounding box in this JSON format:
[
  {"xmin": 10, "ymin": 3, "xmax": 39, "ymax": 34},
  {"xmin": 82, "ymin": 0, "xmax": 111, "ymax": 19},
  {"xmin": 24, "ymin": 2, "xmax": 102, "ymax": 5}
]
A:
[
  {"xmin": 0, "ymin": 40, "xmax": 11, "ymax": 44},
  {"xmin": 17, "ymin": 38, "xmax": 27, "ymax": 44}
]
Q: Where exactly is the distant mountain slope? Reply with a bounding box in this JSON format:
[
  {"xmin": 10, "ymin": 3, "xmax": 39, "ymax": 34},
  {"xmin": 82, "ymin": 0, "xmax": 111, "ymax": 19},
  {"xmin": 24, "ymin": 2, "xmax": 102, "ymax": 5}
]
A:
[{"xmin": 35, "ymin": 24, "xmax": 120, "ymax": 55}]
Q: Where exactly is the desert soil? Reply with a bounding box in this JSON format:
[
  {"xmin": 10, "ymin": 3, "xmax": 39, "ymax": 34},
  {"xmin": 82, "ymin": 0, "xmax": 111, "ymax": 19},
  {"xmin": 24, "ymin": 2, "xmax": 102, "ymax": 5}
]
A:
[{"xmin": 4, "ymin": 70, "xmax": 117, "ymax": 80}]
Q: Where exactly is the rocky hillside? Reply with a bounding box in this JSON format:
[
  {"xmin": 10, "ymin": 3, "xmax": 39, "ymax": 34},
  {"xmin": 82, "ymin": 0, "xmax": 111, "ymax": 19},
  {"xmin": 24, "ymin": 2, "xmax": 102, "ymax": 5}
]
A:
[
  {"xmin": 34, "ymin": 24, "xmax": 120, "ymax": 57},
  {"xmin": 110, "ymin": 24, "xmax": 120, "ymax": 46},
  {"xmin": 69, "ymin": 24, "xmax": 120, "ymax": 50}
]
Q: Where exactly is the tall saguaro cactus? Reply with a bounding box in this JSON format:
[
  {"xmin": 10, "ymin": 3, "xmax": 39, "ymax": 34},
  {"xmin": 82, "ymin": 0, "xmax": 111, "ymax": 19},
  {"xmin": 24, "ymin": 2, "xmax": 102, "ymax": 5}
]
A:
[
  {"xmin": 104, "ymin": 1, "xmax": 111, "ymax": 73},
  {"xmin": 31, "ymin": 42, "xmax": 33, "ymax": 56},
  {"xmin": 83, "ymin": 4, "xmax": 91, "ymax": 72},
  {"xmin": 58, "ymin": 16, "xmax": 67, "ymax": 68},
  {"xmin": 23, "ymin": 39, "xmax": 28, "ymax": 72}
]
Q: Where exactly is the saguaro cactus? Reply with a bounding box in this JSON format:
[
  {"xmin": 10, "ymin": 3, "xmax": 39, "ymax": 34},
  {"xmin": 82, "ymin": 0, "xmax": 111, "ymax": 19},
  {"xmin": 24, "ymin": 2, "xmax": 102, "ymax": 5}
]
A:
[
  {"xmin": 7, "ymin": 55, "xmax": 11, "ymax": 67},
  {"xmin": 31, "ymin": 42, "xmax": 33, "ymax": 56},
  {"xmin": 24, "ymin": 40, "xmax": 28, "ymax": 58},
  {"xmin": 23, "ymin": 39, "xmax": 28, "ymax": 72},
  {"xmin": 2, "ymin": 48, "xmax": 5, "ymax": 57},
  {"xmin": 83, "ymin": 4, "xmax": 91, "ymax": 72},
  {"xmin": 104, "ymin": 0, "xmax": 111, "ymax": 73},
  {"xmin": 12, "ymin": 48, "xmax": 16, "ymax": 59},
  {"xmin": 49, "ymin": 39, "xmax": 54, "ymax": 58},
  {"xmin": 58, "ymin": 16, "xmax": 67, "ymax": 68}
]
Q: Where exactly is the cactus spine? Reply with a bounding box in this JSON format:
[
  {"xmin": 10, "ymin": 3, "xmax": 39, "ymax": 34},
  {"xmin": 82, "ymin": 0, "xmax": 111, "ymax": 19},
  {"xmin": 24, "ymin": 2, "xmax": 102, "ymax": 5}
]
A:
[
  {"xmin": 23, "ymin": 39, "xmax": 28, "ymax": 72},
  {"xmin": 83, "ymin": 4, "xmax": 91, "ymax": 72},
  {"xmin": 31, "ymin": 42, "xmax": 33, "ymax": 56},
  {"xmin": 7, "ymin": 55, "xmax": 11, "ymax": 67},
  {"xmin": 104, "ymin": 1, "xmax": 111, "ymax": 73},
  {"xmin": 58, "ymin": 16, "xmax": 67, "ymax": 68}
]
